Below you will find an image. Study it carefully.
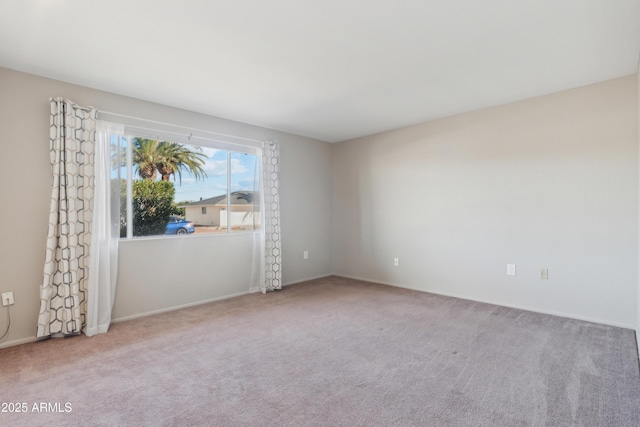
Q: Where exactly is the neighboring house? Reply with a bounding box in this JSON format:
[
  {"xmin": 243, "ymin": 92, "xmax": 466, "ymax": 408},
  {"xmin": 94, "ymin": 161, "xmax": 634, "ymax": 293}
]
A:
[{"xmin": 182, "ymin": 191, "xmax": 260, "ymax": 229}]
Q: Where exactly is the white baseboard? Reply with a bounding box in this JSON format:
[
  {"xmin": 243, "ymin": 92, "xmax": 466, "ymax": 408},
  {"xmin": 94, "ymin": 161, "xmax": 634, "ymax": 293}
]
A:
[
  {"xmin": 112, "ymin": 290, "xmax": 251, "ymax": 324},
  {"xmin": 0, "ymin": 336, "xmax": 38, "ymax": 350},
  {"xmin": 334, "ymin": 274, "xmax": 636, "ymax": 330},
  {"xmin": 112, "ymin": 274, "xmax": 333, "ymax": 323},
  {"xmin": 283, "ymin": 274, "xmax": 333, "ymax": 287}
]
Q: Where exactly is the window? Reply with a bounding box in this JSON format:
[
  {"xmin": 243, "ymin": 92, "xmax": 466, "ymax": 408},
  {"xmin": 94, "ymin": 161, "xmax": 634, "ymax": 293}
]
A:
[{"xmin": 111, "ymin": 134, "xmax": 261, "ymax": 238}]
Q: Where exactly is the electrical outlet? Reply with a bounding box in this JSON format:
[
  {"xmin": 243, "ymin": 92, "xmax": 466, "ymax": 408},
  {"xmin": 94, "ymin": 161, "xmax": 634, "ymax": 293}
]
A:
[
  {"xmin": 506, "ymin": 264, "xmax": 516, "ymax": 276},
  {"xmin": 394, "ymin": 257, "xmax": 399, "ymax": 267},
  {"xmin": 303, "ymin": 250, "xmax": 309, "ymax": 260},
  {"xmin": 2, "ymin": 292, "xmax": 14, "ymax": 306},
  {"xmin": 540, "ymin": 268, "xmax": 549, "ymax": 280}
]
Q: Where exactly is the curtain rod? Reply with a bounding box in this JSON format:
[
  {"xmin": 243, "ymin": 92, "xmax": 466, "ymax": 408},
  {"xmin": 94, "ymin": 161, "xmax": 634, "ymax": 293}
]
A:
[{"xmin": 97, "ymin": 110, "xmax": 262, "ymax": 144}]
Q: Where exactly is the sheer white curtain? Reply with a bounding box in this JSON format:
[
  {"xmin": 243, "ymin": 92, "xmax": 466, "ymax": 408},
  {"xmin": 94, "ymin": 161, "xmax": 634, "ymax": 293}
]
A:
[
  {"xmin": 250, "ymin": 140, "xmax": 282, "ymax": 293},
  {"xmin": 85, "ymin": 121, "xmax": 123, "ymax": 336}
]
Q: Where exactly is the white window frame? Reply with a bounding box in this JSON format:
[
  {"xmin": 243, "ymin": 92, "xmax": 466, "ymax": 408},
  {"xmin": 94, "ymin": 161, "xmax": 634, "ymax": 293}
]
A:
[{"xmin": 101, "ymin": 114, "xmax": 262, "ymax": 240}]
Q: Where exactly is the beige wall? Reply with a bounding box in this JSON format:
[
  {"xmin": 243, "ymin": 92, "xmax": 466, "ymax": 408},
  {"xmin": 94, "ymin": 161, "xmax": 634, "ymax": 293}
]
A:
[
  {"xmin": 0, "ymin": 67, "xmax": 333, "ymax": 347},
  {"xmin": 333, "ymin": 75, "xmax": 639, "ymax": 328},
  {"xmin": 185, "ymin": 205, "xmax": 221, "ymax": 226},
  {"xmin": 186, "ymin": 206, "xmax": 260, "ymax": 227},
  {"xmin": 221, "ymin": 209, "xmax": 260, "ymax": 229}
]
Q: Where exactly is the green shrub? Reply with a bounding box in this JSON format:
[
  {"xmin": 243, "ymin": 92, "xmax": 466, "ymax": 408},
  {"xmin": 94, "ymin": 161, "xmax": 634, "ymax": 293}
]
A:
[{"xmin": 119, "ymin": 180, "xmax": 176, "ymax": 237}]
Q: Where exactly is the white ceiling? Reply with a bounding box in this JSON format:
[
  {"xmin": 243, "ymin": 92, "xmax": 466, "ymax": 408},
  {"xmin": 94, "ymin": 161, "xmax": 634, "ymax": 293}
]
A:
[{"xmin": 1, "ymin": 1, "xmax": 639, "ymax": 142}]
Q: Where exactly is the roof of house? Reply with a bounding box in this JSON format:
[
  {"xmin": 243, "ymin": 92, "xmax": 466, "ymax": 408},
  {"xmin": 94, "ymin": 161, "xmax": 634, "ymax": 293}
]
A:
[{"xmin": 182, "ymin": 191, "xmax": 258, "ymax": 207}]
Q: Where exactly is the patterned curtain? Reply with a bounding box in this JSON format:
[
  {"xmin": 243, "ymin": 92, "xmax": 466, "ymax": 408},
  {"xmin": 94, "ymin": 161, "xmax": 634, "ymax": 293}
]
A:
[
  {"xmin": 262, "ymin": 141, "xmax": 282, "ymax": 291},
  {"xmin": 37, "ymin": 98, "xmax": 97, "ymax": 337},
  {"xmin": 251, "ymin": 140, "xmax": 282, "ymax": 293}
]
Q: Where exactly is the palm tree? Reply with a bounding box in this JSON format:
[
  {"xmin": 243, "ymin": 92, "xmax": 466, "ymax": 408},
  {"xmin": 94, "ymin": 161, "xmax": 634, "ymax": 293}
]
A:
[
  {"xmin": 155, "ymin": 142, "xmax": 208, "ymax": 184},
  {"xmin": 132, "ymin": 138, "xmax": 161, "ymax": 180},
  {"xmin": 131, "ymin": 138, "xmax": 208, "ymax": 183}
]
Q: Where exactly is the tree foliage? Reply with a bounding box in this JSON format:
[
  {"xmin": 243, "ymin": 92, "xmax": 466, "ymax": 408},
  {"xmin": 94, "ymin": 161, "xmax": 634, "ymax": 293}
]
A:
[
  {"xmin": 120, "ymin": 180, "xmax": 176, "ymax": 237},
  {"xmin": 132, "ymin": 138, "xmax": 208, "ymax": 183},
  {"xmin": 132, "ymin": 138, "xmax": 160, "ymax": 180}
]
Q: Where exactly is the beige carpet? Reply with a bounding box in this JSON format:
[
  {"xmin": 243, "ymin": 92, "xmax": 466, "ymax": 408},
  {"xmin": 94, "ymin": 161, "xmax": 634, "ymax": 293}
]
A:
[{"xmin": 1, "ymin": 276, "xmax": 639, "ymax": 426}]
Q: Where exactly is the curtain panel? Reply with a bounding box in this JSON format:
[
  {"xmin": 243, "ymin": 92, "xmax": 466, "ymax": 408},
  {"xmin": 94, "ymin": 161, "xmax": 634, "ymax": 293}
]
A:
[
  {"xmin": 85, "ymin": 121, "xmax": 123, "ymax": 336},
  {"xmin": 251, "ymin": 140, "xmax": 282, "ymax": 293},
  {"xmin": 38, "ymin": 98, "xmax": 98, "ymax": 337}
]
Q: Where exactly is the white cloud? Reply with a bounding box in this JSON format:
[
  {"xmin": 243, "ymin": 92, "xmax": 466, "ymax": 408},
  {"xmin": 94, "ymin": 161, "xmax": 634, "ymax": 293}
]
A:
[
  {"xmin": 204, "ymin": 159, "xmax": 228, "ymax": 176},
  {"xmin": 179, "ymin": 176, "xmax": 196, "ymax": 184},
  {"xmin": 200, "ymin": 147, "xmax": 219, "ymax": 158},
  {"xmin": 232, "ymin": 178, "xmax": 257, "ymax": 191},
  {"xmin": 230, "ymin": 158, "xmax": 248, "ymax": 174},
  {"xmin": 201, "ymin": 157, "xmax": 248, "ymax": 176}
]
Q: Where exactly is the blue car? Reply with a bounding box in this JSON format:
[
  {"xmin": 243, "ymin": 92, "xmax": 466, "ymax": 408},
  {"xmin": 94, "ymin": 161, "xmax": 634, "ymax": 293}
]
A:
[{"xmin": 165, "ymin": 216, "xmax": 195, "ymax": 235}]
